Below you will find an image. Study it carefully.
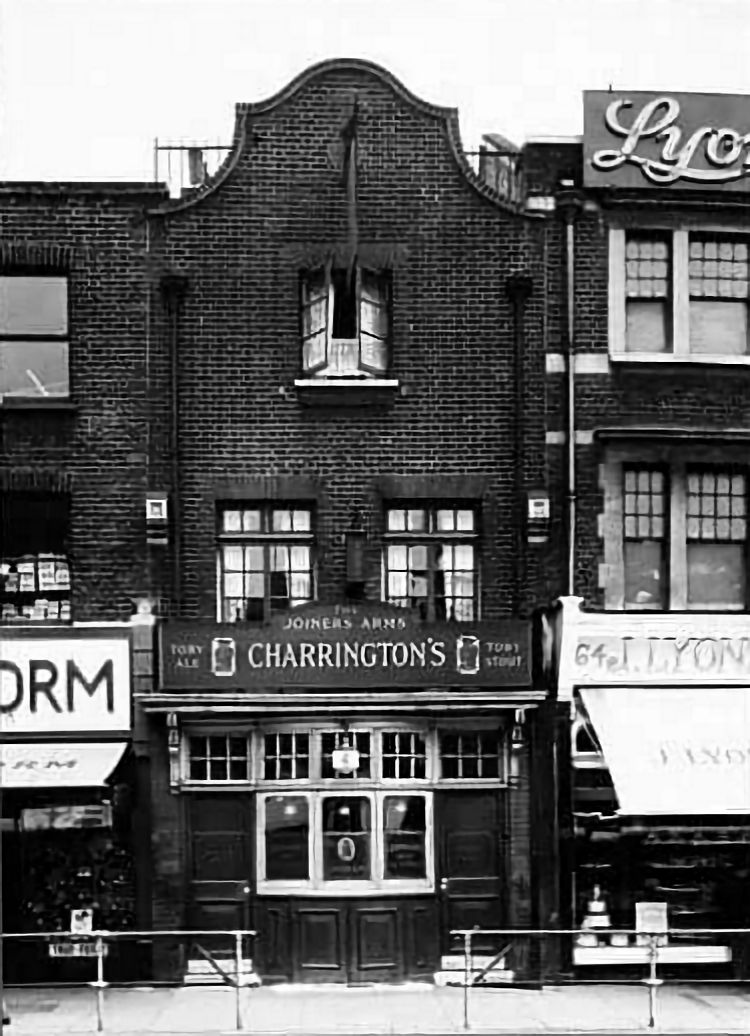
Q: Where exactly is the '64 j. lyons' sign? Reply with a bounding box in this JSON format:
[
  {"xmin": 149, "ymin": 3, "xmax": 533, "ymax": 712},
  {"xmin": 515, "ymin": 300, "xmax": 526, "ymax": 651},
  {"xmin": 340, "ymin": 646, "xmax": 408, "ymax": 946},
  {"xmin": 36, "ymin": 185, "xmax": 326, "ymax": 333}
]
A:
[{"xmin": 159, "ymin": 604, "xmax": 532, "ymax": 690}]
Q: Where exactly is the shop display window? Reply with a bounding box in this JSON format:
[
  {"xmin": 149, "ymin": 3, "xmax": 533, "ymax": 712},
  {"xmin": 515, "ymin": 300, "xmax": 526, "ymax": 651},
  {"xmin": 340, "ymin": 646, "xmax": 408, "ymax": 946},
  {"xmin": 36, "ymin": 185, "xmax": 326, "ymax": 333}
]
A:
[
  {"xmin": 0, "ymin": 491, "xmax": 72, "ymax": 624},
  {"xmin": 258, "ymin": 790, "xmax": 431, "ymax": 893}
]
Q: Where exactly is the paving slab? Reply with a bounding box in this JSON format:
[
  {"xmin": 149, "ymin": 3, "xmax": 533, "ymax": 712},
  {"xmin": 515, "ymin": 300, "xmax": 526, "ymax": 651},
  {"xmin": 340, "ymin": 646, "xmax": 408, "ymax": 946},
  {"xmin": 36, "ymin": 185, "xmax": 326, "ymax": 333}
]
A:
[{"xmin": 2, "ymin": 982, "xmax": 749, "ymax": 1034}]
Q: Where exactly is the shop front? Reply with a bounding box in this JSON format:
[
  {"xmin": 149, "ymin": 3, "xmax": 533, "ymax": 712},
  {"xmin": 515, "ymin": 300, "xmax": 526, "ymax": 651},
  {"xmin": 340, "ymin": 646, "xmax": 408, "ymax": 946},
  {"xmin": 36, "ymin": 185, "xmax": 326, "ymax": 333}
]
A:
[
  {"xmin": 557, "ymin": 598, "xmax": 750, "ymax": 976},
  {"xmin": 0, "ymin": 627, "xmax": 136, "ymax": 983},
  {"xmin": 149, "ymin": 603, "xmax": 546, "ymax": 983}
]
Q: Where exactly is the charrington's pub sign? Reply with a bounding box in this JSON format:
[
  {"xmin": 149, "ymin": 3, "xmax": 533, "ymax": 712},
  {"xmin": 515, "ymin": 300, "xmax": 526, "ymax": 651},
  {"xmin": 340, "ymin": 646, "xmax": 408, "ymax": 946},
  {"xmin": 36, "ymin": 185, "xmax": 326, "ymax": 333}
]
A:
[{"xmin": 159, "ymin": 603, "xmax": 531, "ymax": 691}]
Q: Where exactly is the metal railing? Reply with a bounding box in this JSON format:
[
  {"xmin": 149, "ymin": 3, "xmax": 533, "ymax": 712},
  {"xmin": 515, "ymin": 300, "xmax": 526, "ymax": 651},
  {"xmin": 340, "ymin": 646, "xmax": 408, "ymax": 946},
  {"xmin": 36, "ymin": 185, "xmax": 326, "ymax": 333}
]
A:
[
  {"xmin": 452, "ymin": 926, "xmax": 750, "ymax": 1031},
  {"xmin": 2, "ymin": 928, "xmax": 257, "ymax": 1032}
]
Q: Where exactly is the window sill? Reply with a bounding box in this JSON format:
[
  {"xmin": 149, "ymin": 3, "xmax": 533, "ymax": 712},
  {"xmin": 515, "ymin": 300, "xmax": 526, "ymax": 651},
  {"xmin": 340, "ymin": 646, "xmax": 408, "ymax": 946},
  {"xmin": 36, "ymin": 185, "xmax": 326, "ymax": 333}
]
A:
[
  {"xmin": 610, "ymin": 352, "xmax": 750, "ymax": 367},
  {"xmin": 294, "ymin": 378, "xmax": 400, "ymax": 408},
  {"xmin": 0, "ymin": 398, "xmax": 78, "ymax": 412}
]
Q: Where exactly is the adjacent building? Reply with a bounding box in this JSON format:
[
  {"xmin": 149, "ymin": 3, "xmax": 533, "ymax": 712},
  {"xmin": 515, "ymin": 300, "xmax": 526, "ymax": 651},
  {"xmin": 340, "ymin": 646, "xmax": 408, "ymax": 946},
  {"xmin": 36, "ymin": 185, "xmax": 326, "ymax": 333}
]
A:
[{"xmin": 532, "ymin": 90, "xmax": 750, "ymax": 978}]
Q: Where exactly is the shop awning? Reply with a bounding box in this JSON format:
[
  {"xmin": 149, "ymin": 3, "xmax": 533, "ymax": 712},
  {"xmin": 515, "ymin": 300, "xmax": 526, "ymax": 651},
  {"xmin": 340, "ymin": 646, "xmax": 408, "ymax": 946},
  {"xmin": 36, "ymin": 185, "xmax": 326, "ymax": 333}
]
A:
[
  {"xmin": 0, "ymin": 742, "xmax": 127, "ymax": 788},
  {"xmin": 580, "ymin": 687, "xmax": 750, "ymax": 815}
]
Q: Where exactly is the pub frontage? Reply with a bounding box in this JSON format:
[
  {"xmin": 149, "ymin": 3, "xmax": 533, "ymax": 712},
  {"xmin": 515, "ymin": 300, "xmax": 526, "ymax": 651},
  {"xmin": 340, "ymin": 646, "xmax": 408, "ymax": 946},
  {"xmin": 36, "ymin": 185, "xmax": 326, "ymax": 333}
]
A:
[
  {"xmin": 143, "ymin": 602, "xmax": 549, "ymax": 984},
  {"xmin": 557, "ymin": 597, "xmax": 750, "ymax": 978}
]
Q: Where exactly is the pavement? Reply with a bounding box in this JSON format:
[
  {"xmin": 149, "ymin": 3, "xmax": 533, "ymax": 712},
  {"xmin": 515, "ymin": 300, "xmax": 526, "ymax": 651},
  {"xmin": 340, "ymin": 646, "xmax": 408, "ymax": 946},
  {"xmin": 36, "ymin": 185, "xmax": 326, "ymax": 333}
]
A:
[{"xmin": 2, "ymin": 981, "xmax": 750, "ymax": 1035}]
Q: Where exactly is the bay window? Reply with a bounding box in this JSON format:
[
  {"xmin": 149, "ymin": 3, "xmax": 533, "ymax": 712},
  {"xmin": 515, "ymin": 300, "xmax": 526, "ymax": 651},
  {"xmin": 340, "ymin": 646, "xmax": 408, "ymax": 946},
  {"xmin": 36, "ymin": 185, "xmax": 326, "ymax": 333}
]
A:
[
  {"xmin": 183, "ymin": 723, "xmax": 508, "ymax": 894},
  {"xmin": 259, "ymin": 791, "xmax": 430, "ymax": 893},
  {"xmin": 610, "ymin": 228, "xmax": 750, "ymax": 360}
]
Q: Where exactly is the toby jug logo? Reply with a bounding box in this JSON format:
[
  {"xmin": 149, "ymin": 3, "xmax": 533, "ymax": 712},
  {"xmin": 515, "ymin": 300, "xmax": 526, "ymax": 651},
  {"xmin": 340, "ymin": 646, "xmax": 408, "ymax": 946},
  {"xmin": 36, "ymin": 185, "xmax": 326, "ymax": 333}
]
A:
[{"xmin": 211, "ymin": 637, "xmax": 237, "ymax": 677}]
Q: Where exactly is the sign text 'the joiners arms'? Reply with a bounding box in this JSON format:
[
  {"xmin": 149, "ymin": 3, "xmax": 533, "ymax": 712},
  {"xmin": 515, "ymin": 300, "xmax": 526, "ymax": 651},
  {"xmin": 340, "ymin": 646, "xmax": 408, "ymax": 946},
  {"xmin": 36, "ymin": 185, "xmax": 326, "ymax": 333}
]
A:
[
  {"xmin": 159, "ymin": 604, "xmax": 532, "ymax": 691},
  {"xmin": 583, "ymin": 91, "xmax": 750, "ymax": 191}
]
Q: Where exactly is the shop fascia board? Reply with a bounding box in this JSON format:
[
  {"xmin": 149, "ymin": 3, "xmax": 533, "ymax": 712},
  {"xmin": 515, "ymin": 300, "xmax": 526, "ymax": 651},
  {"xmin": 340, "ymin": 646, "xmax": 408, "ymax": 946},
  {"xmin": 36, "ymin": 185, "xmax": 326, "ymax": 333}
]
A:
[
  {"xmin": 556, "ymin": 595, "xmax": 750, "ymax": 701},
  {"xmin": 135, "ymin": 691, "xmax": 547, "ymax": 713}
]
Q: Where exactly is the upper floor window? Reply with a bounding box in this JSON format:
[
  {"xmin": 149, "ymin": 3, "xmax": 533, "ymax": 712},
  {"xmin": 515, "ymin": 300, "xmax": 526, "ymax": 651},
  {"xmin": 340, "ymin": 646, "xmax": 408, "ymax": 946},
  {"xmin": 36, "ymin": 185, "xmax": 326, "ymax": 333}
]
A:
[
  {"xmin": 604, "ymin": 459, "xmax": 747, "ymax": 611},
  {"xmin": 0, "ymin": 492, "xmax": 71, "ymax": 623},
  {"xmin": 217, "ymin": 504, "xmax": 314, "ymax": 622},
  {"xmin": 610, "ymin": 228, "xmax": 749, "ymax": 361},
  {"xmin": 301, "ymin": 265, "xmax": 389, "ymax": 378},
  {"xmin": 0, "ymin": 276, "xmax": 69, "ymax": 397},
  {"xmin": 383, "ymin": 505, "xmax": 477, "ymax": 621}
]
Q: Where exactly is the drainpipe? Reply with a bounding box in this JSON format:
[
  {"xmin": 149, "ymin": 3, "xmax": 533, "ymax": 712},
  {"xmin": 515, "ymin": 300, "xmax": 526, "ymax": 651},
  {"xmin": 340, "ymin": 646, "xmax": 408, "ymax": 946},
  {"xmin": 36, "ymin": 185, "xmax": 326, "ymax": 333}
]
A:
[
  {"xmin": 557, "ymin": 189, "xmax": 583, "ymax": 596},
  {"xmin": 506, "ymin": 275, "xmax": 533, "ymax": 614},
  {"xmin": 161, "ymin": 274, "xmax": 188, "ymax": 615}
]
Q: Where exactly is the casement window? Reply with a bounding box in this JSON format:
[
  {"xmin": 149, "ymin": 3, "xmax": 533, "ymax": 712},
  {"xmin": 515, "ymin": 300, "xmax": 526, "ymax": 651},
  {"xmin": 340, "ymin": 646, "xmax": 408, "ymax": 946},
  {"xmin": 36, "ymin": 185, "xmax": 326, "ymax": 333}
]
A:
[
  {"xmin": 383, "ymin": 505, "xmax": 478, "ymax": 621},
  {"xmin": 217, "ymin": 505, "xmax": 314, "ymax": 622},
  {"xmin": 0, "ymin": 275, "xmax": 69, "ymax": 397},
  {"xmin": 605, "ymin": 462, "xmax": 747, "ymax": 610},
  {"xmin": 301, "ymin": 265, "xmax": 389, "ymax": 378},
  {"xmin": 0, "ymin": 492, "xmax": 71, "ymax": 623},
  {"xmin": 610, "ymin": 228, "xmax": 750, "ymax": 360}
]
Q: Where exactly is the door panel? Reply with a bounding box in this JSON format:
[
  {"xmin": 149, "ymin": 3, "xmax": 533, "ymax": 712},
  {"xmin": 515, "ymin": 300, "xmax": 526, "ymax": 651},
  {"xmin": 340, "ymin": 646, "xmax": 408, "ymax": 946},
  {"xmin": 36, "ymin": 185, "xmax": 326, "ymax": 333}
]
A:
[
  {"xmin": 436, "ymin": 791, "xmax": 504, "ymax": 955},
  {"xmin": 296, "ymin": 908, "xmax": 346, "ymax": 981},
  {"xmin": 188, "ymin": 796, "xmax": 252, "ymax": 954},
  {"xmin": 350, "ymin": 907, "xmax": 402, "ymax": 982}
]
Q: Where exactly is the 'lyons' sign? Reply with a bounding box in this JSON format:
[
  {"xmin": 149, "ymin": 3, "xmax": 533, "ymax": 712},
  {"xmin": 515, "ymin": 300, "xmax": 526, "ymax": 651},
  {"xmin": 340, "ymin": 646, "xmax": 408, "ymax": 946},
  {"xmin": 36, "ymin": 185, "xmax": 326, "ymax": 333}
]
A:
[
  {"xmin": 584, "ymin": 91, "xmax": 750, "ymax": 190},
  {"xmin": 0, "ymin": 630, "xmax": 131, "ymax": 734},
  {"xmin": 160, "ymin": 604, "xmax": 532, "ymax": 691}
]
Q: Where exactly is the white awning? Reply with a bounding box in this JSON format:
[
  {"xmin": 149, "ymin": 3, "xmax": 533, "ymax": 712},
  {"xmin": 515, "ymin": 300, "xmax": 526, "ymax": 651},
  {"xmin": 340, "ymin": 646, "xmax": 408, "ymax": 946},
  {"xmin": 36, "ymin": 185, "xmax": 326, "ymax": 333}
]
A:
[
  {"xmin": 580, "ymin": 686, "xmax": 750, "ymax": 815},
  {"xmin": 0, "ymin": 742, "xmax": 127, "ymax": 788}
]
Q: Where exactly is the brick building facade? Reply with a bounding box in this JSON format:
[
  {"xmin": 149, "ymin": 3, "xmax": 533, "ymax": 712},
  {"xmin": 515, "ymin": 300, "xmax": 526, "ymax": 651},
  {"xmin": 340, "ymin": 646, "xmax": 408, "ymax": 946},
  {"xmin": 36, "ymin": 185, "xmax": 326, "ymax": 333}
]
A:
[
  {"xmin": 531, "ymin": 92, "xmax": 750, "ymax": 977},
  {"xmin": 1, "ymin": 60, "xmax": 563, "ymax": 984}
]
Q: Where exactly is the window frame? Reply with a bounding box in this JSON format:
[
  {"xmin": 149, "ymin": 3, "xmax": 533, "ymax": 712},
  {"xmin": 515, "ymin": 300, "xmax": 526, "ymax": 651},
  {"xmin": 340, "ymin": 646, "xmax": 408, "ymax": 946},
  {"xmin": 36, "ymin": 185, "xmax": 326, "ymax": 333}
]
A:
[
  {"xmin": 215, "ymin": 503, "xmax": 315, "ymax": 623},
  {"xmin": 299, "ymin": 263, "xmax": 390, "ymax": 379},
  {"xmin": 0, "ymin": 273, "xmax": 70, "ymax": 398},
  {"xmin": 382, "ymin": 504, "xmax": 479, "ymax": 622},
  {"xmin": 256, "ymin": 788, "xmax": 434, "ymax": 896},
  {"xmin": 602, "ymin": 449, "xmax": 749, "ymax": 611},
  {"xmin": 609, "ymin": 225, "xmax": 750, "ymax": 363}
]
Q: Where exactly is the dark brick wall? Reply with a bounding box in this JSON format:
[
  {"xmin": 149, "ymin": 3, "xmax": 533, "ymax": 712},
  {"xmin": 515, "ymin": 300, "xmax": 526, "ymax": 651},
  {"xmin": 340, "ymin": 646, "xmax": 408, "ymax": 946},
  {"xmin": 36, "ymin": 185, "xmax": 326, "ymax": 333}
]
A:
[
  {"xmin": 147, "ymin": 61, "xmax": 553, "ymax": 621},
  {"xmin": 0, "ymin": 184, "xmax": 167, "ymax": 621}
]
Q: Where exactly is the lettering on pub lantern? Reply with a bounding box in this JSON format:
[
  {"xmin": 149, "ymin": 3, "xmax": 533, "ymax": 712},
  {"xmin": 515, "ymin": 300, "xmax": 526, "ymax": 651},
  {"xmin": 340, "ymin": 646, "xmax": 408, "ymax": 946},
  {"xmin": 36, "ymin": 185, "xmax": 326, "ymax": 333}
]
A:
[{"xmin": 160, "ymin": 604, "xmax": 532, "ymax": 690}]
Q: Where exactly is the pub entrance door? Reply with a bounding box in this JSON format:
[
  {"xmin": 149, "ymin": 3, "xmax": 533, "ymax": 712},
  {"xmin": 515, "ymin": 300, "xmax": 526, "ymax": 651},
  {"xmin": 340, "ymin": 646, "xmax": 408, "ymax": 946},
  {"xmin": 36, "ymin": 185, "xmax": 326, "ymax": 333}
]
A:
[
  {"xmin": 187, "ymin": 796, "xmax": 253, "ymax": 966},
  {"xmin": 436, "ymin": 791, "xmax": 505, "ymax": 957}
]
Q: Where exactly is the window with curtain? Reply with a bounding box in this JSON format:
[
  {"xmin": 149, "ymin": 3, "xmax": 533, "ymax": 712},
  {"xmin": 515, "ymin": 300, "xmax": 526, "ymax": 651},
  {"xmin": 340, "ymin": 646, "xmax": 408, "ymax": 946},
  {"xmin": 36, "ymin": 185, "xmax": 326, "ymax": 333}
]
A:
[{"xmin": 217, "ymin": 504, "xmax": 314, "ymax": 621}]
